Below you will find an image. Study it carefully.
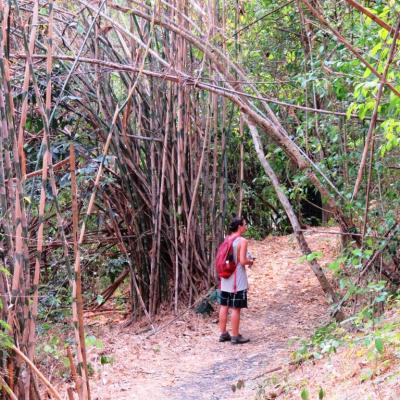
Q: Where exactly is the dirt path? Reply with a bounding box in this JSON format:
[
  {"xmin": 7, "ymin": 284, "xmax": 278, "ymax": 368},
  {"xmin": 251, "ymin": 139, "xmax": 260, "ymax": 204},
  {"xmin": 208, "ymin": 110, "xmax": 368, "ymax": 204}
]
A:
[{"xmin": 89, "ymin": 229, "xmax": 339, "ymax": 400}]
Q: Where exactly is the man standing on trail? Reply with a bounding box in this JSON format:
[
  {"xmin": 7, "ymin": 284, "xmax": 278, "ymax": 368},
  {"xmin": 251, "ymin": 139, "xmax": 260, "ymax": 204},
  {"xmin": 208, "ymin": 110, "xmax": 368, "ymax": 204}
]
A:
[{"xmin": 218, "ymin": 216, "xmax": 254, "ymax": 345}]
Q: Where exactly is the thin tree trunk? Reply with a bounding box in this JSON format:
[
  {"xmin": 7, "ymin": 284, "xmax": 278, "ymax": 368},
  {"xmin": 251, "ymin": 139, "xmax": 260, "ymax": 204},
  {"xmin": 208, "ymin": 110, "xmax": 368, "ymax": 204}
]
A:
[
  {"xmin": 17, "ymin": 0, "xmax": 39, "ymax": 177},
  {"xmin": 210, "ymin": 92, "xmax": 219, "ymax": 281},
  {"xmin": 185, "ymin": 108, "xmax": 211, "ymax": 285},
  {"xmin": 149, "ymin": 140, "xmax": 157, "ymax": 316},
  {"xmin": 176, "ymin": 0, "xmax": 187, "ymax": 291},
  {"xmin": 155, "ymin": 84, "xmax": 171, "ymax": 309}
]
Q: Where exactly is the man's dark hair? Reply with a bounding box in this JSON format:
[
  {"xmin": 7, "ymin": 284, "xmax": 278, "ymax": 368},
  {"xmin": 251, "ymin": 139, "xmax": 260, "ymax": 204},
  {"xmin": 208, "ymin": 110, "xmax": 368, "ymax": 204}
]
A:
[{"xmin": 228, "ymin": 215, "xmax": 245, "ymax": 233}]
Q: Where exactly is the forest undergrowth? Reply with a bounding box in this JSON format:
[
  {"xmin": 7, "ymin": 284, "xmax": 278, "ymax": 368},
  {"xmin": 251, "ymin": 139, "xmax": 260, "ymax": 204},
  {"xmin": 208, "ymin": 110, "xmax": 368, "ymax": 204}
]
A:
[{"xmin": 259, "ymin": 303, "xmax": 400, "ymax": 400}]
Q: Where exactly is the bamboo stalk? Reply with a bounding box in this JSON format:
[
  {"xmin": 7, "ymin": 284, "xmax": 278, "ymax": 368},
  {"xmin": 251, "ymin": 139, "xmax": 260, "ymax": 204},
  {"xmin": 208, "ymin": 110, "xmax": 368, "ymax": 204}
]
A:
[
  {"xmin": 13, "ymin": 345, "xmax": 62, "ymax": 400},
  {"xmin": 26, "ymin": 5, "xmax": 54, "ymax": 398},
  {"xmin": 176, "ymin": 0, "xmax": 186, "ymax": 291},
  {"xmin": 0, "ymin": 375, "xmax": 18, "ymax": 400},
  {"xmin": 17, "ymin": 0, "xmax": 39, "ymax": 177},
  {"xmin": 149, "ymin": 140, "xmax": 157, "ymax": 316},
  {"xmin": 210, "ymin": 91, "xmax": 219, "ymax": 282},
  {"xmin": 184, "ymin": 108, "xmax": 211, "ymax": 291},
  {"xmin": 154, "ymin": 84, "xmax": 171, "ymax": 313},
  {"xmin": 26, "ymin": 136, "xmax": 50, "ymax": 390},
  {"xmin": 70, "ymin": 141, "xmax": 90, "ymax": 400},
  {"xmin": 67, "ymin": 346, "xmax": 82, "ymax": 395},
  {"xmin": 170, "ymin": 126, "xmax": 180, "ymax": 314}
]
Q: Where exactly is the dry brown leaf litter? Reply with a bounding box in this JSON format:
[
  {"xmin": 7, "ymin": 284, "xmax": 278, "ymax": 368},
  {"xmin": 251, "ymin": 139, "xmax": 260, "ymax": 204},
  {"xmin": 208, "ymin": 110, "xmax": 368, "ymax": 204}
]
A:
[{"xmin": 88, "ymin": 228, "xmax": 340, "ymax": 400}]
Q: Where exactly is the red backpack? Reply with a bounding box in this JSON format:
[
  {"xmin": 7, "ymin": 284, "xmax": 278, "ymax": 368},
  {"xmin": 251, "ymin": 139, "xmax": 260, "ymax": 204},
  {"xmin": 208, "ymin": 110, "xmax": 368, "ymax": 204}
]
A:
[{"xmin": 215, "ymin": 234, "xmax": 239, "ymax": 279}]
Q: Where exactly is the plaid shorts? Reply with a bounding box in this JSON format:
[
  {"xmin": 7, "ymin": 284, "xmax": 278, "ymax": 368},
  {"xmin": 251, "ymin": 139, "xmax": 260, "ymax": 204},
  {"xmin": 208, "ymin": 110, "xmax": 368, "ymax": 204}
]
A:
[{"xmin": 218, "ymin": 290, "xmax": 248, "ymax": 308}]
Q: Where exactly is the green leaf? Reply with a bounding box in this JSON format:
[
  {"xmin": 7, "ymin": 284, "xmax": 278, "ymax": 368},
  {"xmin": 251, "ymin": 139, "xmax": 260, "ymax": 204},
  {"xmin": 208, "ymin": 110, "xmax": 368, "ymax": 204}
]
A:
[
  {"xmin": 0, "ymin": 267, "xmax": 11, "ymax": 277},
  {"xmin": 346, "ymin": 103, "xmax": 358, "ymax": 119},
  {"xmin": 25, "ymin": 118, "xmax": 32, "ymax": 131},
  {"xmin": 375, "ymin": 338, "xmax": 384, "ymax": 354},
  {"xmin": 328, "ymin": 257, "xmax": 345, "ymax": 272},
  {"xmin": 319, "ymin": 387, "xmax": 325, "ymax": 399},
  {"xmin": 41, "ymin": 323, "xmax": 51, "ymax": 332},
  {"xmin": 363, "ymin": 68, "xmax": 372, "ymax": 79},
  {"xmin": 352, "ymin": 249, "xmax": 363, "ymax": 257},
  {"xmin": 299, "ymin": 251, "xmax": 324, "ymax": 263},
  {"xmin": 300, "ymin": 388, "xmax": 309, "ymax": 400},
  {"xmin": 85, "ymin": 335, "xmax": 97, "ymax": 346},
  {"xmin": 308, "ymin": 251, "xmax": 323, "ymax": 261},
  {"xmin": 378, "ymin": 28, "xmax": 388, "ymax": 40},
  {"xmin": 85, "ymin": 335, "xmax": 103, "ymax": 349},
  {"xmin": 0, "ymin": 320, "xmax": 11, "ymax": 331},
  {"xmin": 39, "ymin": 7, "xmax": 49, "ymax": 16},
  {"xmin": 62, "ymin": 356, "xmax": 70, "ymax": 368},
  {"xmin": 100, "ymin": 355, "xmax": 113, "ymax": 365},
  {"xmin": 370, "ymin": 43, "xmax": 382, "ymax": 56}
]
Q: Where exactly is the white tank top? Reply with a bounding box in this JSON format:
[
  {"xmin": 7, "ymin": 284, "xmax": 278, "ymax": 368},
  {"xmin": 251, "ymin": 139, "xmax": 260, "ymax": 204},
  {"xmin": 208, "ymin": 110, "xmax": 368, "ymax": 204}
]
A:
[{"xmin": 220, "ymin": 237, "xmax": 248, "ymax": 293}]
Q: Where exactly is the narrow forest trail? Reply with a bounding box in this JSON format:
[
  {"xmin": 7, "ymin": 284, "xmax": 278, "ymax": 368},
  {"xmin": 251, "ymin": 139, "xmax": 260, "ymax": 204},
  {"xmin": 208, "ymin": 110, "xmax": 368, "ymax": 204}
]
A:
[{"xmin": 89, "ymin": 228, "xmax": 340, "ymax": 400}]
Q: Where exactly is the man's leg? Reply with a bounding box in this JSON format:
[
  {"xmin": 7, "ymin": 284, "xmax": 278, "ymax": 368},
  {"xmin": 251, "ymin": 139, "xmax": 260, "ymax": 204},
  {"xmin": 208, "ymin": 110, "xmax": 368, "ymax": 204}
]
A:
[
  {"xmin": 231, "ymin": 307, "xmax": 241, "ymax": 337},
  {"xmin": 219, "ymin": 305, "xmax": 229, "ymax": 334},
  {"xmin": 231, "ymin": 307, "xmax": 249, "ymax": 344}
]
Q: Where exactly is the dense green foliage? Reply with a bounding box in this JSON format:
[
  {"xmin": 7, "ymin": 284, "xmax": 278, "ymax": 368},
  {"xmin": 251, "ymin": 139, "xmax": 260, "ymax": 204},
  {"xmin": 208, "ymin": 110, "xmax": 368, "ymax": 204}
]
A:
[{"xmin": 225, "ymin": 1, "xmax": 400, "ymax": 234}]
